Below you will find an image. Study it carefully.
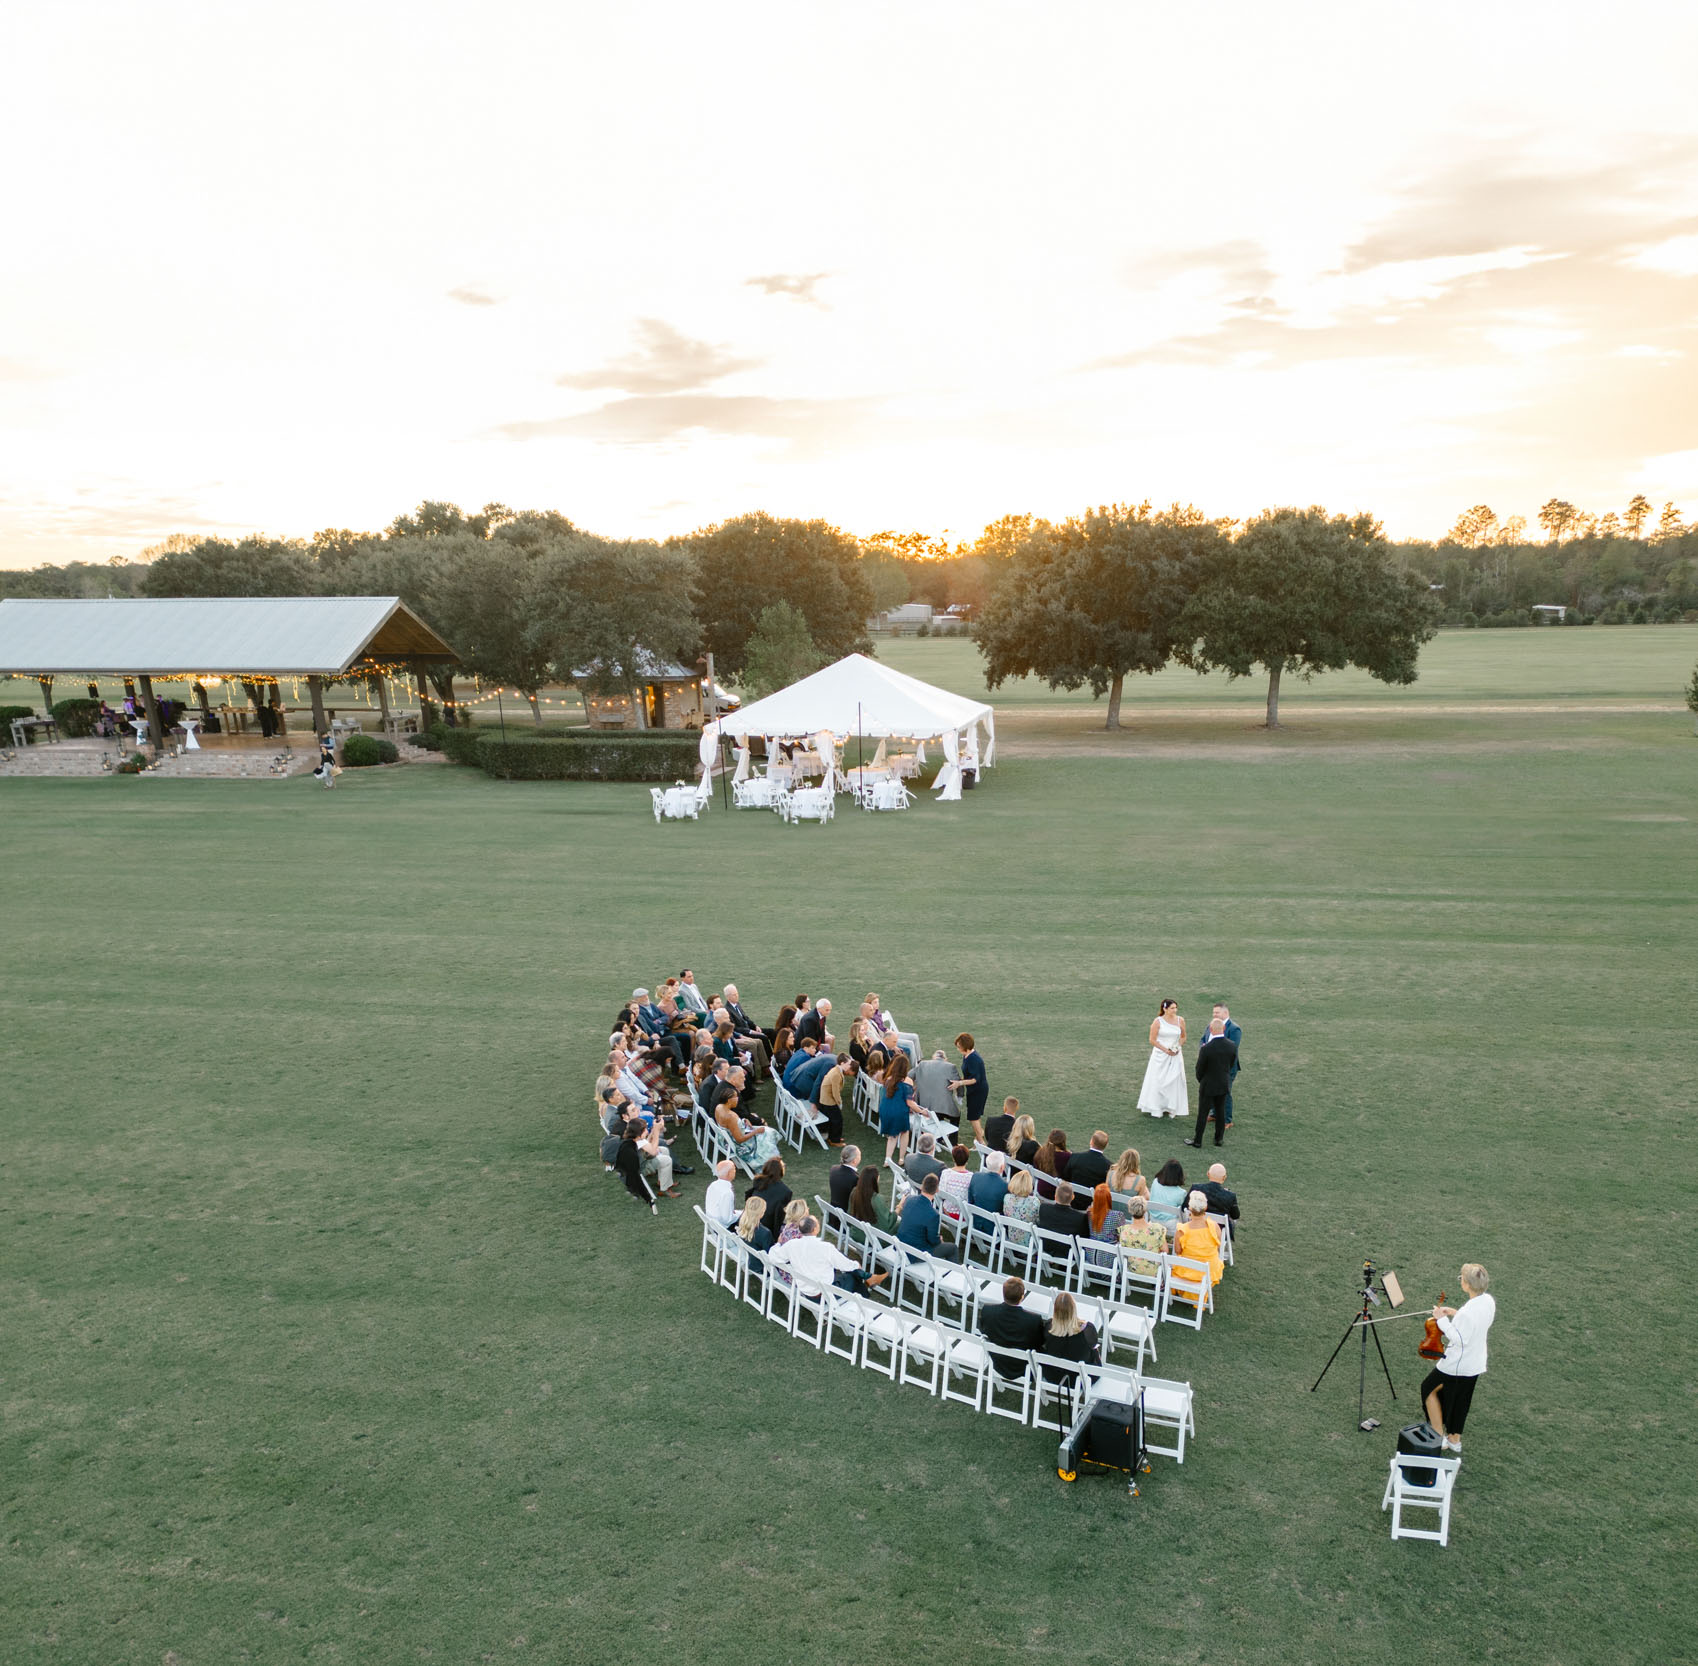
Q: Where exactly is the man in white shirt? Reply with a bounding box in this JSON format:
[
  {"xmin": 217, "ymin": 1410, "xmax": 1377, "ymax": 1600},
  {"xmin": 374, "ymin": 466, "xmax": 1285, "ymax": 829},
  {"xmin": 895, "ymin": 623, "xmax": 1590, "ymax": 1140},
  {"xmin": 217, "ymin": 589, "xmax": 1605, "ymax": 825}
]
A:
[
  {"xmin": 704, "ymin": 1160, "xmax": 738, "ymax": 1227},
  {"xmin": 765, "ymin": 1217, "xmax": 888, "ymax": 1294},
  {"xmin": 1421, "ymin": 1262, "xmax": 1496, "ymax": 1453}
]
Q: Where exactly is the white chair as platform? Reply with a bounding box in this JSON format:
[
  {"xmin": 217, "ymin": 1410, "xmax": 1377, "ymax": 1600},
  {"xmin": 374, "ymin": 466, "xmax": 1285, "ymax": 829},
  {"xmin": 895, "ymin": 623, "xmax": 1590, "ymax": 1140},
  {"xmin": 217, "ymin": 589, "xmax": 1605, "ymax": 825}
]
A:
[{"xmin": 1382, "ymin": 1453, "xmax": 1461, "ymax": 1546}]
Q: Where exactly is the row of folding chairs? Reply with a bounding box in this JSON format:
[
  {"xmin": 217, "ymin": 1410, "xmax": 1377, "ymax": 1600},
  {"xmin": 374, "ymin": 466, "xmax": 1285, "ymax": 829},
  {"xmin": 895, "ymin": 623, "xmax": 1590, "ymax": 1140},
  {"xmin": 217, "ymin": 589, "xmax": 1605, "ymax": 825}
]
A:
[
  {"xmin": 695, "ymin": 1207, "xmax": 1196, "ymax": 1459},
  {"xmin": 769, "ymin": 1078, "xmax": 833, "ymax": 1154},
  {"xmin": 880, "ymin": 1166, "xmax": 1216, "ymax": 1330},
  {"xmin": 815, "ymin": 1197, "xmax": 1166, "ymax": 1364},
  {"xmin": 972, "ymin": 1139, "xmax": 1236, "ymax": 1269}
]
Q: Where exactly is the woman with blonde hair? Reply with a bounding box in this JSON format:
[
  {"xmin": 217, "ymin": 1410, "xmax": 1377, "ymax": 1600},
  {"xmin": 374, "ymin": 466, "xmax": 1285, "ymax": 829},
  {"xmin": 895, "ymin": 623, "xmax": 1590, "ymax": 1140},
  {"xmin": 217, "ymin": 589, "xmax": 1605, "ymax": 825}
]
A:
[
  {"xmin": 1422, "ymin": 1263, "xmax": 1496, "ymax": 1454},
  {"xmin": 1107, "ymin": 1147, "xmax": 1148, "ymax": 1200},
  {"xmin": 734, "ymin": 1196, "xmax": 773, "ymax": 1252},
  {"xmin": 1040, "ymin": 1290, "xmax": 1101, "ymax": 1368},
  {"xmin": 1000, "ymin": 1167, "xmax": 1040, "ymax": 1243},
  {"xmin": 771, "ymin": 1198, "xmax": 813, "ymax": 1286},
  {"xmin": 1005, "ymin": 1114, "xmax": 1039, "ymax": 1165}
]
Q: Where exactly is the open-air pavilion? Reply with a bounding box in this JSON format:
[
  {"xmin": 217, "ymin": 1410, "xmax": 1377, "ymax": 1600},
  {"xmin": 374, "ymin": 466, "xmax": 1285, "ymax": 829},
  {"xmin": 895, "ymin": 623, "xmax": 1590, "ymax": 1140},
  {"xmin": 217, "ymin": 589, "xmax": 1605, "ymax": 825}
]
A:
[
  {"xmin": 712, "ymin": 652, "xmax": 995, "ymax": 802},
  {"xmin": 0, "ymin": 596, "xmax": 457, "ymax": 753}
]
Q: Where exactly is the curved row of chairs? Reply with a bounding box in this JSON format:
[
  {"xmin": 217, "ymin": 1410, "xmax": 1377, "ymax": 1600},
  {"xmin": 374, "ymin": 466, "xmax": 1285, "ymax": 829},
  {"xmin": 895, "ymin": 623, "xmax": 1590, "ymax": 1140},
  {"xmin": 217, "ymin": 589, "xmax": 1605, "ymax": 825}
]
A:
[
  {"xmin": 874, "ymin": 1168, "xmax": 1217, "ymax": 1330},
  {"xmin": 812, "ymin": 1196, "xmax": 1163, "ymax": 1363},
  {"xmin": 695, "ymin": 1206, "xmax": 1196, "ymax": 1459}
]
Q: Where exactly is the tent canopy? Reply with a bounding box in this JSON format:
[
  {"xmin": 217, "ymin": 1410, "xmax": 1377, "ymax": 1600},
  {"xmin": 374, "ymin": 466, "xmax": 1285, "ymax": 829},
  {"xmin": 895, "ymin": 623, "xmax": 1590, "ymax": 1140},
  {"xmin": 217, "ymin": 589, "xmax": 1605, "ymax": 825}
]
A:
[
  {"xmin": 0, "ymin": 596, "xmax": 456, "ymax": 678},
  {"xmin": 717, "ymin": 653, "xmax": 991, "ymax": 741}
]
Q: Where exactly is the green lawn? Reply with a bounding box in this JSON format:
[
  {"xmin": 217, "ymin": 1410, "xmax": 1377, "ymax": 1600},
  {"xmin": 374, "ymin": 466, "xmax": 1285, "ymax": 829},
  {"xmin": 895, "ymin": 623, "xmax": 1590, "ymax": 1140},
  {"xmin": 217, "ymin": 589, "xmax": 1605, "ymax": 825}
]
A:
[
  {"xmin": 2, "ymin": 682, "xmax": 1695, "ymax": 1663},
  {"xmin": 877, "ymin": 624, "xmax": 1698, "ymax": 710}
]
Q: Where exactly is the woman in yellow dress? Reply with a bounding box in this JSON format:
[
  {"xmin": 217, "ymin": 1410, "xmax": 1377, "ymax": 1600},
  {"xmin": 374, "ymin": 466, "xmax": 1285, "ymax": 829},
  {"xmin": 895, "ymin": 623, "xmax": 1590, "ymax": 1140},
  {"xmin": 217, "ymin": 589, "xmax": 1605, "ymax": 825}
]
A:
[{"xmin": 1170, "ymin": 1190, "xmax": 1225, "ymax": 1306}]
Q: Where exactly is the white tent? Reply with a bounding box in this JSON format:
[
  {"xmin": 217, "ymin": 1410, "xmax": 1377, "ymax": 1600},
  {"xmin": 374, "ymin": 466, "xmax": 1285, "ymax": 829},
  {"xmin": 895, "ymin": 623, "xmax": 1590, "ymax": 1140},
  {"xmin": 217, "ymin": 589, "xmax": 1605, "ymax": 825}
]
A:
[{"xmin": 717, "ymin": 652, "xmax": 995, "ymax": 800}]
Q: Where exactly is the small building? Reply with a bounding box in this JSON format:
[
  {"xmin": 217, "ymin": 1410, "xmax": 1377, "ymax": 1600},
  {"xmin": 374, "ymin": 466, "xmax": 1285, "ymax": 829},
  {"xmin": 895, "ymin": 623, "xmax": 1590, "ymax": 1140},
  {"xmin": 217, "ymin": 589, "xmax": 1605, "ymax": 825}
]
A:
[
  {"xmin": 1531, "ymin": 604, "xmax": 1568, "ymax": 621},
  {"xmin": 871, "ymin": 602, "xmax": 935, "ymax": 635},
  {"xmin": 573, "ymin": 653, "xmax": 736, "ymax": 730}
]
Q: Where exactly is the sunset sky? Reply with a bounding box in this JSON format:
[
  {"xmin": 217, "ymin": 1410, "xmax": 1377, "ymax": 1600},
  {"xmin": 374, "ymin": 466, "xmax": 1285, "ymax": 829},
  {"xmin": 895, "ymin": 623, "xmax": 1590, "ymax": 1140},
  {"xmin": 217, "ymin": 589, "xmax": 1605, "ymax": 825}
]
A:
[{"xmin": 5, "ymin": 1, "xmax": 1698, "ymax": 568}]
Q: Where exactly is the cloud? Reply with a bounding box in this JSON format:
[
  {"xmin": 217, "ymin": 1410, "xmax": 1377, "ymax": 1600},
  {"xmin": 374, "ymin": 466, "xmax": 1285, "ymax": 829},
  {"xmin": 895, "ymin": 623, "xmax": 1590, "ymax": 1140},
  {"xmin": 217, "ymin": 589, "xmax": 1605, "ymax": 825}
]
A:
[
  {"xmin": 1625, "ymin": 232, "xmax": 1698, "ymax": 276},
  {"xmin": 497, "ymin": 392, "xmax": 876, "ymax": 456},
  {"xmin": 1088, "ymin": 146, "xmax": 1698, "ymax": 376},
  {"xmin": 1633, "ymin": 448, "xmax": 1698, "ymax": 497},
  {"xmin": 556, "ymin": 318, "xmax": 761, "ymax": 394},
  {"xmin": 745, "ymin": 272, "xmax": 830, "ymax": 306},
  {"xmin": 447, "ymin": 285, "xmax": 500, "ymax": 306}
]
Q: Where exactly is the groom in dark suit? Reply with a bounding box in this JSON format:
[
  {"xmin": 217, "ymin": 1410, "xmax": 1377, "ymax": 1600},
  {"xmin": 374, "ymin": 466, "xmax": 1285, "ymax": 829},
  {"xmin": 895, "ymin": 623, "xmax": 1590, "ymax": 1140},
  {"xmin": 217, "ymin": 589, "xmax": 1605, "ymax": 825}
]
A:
[
  {"xmin": 1188, "ymin": 1019, "xmax": 1238, "ymax": 1148},
  {"xmin": 1211, "ymin": 1002, "xmax": 1242, "ymax": 1127}
]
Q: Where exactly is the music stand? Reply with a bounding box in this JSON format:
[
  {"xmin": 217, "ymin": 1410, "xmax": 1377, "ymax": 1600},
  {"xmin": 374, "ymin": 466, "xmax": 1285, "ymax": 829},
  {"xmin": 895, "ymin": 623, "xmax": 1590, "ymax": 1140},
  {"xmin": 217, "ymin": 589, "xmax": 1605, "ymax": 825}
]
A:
[{"xmin": 1312, "ymin": 1262, "xmax": 1402, "ymax": 1430}]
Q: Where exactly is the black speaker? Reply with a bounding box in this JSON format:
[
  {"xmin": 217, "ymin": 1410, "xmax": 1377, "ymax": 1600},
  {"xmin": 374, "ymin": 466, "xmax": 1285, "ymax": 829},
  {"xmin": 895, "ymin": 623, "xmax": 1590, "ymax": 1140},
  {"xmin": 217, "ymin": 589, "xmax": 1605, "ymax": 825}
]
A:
[{"xmin": 1397, "ymin": 1421, "xmax": 1444, "ymax": 1488}]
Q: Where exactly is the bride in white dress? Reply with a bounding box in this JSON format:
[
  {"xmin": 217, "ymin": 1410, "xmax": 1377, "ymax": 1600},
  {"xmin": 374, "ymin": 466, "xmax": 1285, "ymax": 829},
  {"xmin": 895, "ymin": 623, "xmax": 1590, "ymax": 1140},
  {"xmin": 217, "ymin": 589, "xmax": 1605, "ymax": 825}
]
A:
[{"xmin": 1136, "ymin": 999, "xmax": 1189, "ymax": 1118}]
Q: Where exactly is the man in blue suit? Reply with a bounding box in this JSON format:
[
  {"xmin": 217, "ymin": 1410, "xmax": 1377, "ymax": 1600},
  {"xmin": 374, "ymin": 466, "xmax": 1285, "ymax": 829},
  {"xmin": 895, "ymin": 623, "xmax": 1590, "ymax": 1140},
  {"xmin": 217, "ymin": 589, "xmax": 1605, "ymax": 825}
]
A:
[
  {"xmin": 782, "ymin": 1036, "xmax": 821, "ymax": 1090},
  {"xmin": 1212, "ymin": 1002, "xmax": 1242, "ymax": 1127},
  {"xmin": 787, "ymin": 1043, "xmax": 835, "ymax": 1105},
  {"xmin": 898, "ymin": 1174, "xmax": 958, "ymax": 1260}
]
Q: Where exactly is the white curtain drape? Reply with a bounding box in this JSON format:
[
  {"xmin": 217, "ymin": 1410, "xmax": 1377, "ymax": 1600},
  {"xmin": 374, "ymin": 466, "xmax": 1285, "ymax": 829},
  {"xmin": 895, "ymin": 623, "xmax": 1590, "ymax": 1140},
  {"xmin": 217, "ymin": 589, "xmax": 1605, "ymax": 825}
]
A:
[
  {"xmin": 965, "ymin": 721, "xmax": 980, "ymax": 775},
  {"xmin": 933, "ymin": 727, "xmax": 962, "ymax": 800},
  {"xmin": 697, "ymin": 719, "xmax": 720, "ymax": 787},
  {"xmin": 871, "ymin": 736, "xmax": 888, "ymax": 769},
  {"xmin": 733, "ymin": 744, "xmax": 751, "ymax": 783},
  {"xmin": 814, "ymin": 729, "xmax": 837, "ymax": 791},
  {"xmin": 983, "ymin": 711, "xmax": 996, "ymax": 766}
]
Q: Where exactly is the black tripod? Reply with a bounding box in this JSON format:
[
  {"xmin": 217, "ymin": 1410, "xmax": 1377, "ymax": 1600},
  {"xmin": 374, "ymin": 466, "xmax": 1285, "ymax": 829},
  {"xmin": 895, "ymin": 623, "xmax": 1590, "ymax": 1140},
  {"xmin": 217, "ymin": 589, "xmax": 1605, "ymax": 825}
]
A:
[{"xmin": 1312, "ymin": 1280, "xmax": 1398, "ymax": 1431}]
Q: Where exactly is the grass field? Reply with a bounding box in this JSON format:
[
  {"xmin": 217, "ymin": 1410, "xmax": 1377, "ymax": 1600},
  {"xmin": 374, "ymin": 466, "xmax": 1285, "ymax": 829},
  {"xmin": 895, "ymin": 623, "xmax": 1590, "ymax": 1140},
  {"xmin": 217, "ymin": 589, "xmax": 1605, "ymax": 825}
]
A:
[{"xmin": 3, "ymin": 631, "xmax": 1696, "ymax": 1665}]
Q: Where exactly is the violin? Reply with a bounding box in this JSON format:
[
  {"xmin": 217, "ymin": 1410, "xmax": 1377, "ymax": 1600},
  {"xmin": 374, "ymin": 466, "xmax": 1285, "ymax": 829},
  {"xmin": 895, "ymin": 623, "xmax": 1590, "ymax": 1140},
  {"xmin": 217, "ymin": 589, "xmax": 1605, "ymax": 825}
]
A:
[{"xmin": 1419, "ymin": 1292, "xmax": 1448, "ymax": 1361}]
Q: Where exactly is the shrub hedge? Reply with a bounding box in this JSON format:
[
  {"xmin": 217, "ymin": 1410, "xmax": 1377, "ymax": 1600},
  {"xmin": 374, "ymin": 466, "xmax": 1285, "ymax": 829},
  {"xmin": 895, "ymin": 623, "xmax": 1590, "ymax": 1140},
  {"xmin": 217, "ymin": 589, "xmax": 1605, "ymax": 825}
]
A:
[
  {"xmin": 1, "ymin": 703, "xmax": 37, "ymax": 738},
  {"xmin": 341, "ymin": 734, "xmax": 399, "ymax": 767},
  {"xmin": 439, "ymin": 727, "xmax": 488, "ymax": 766},
  {"xmin": 472, "ymin": 733, "xmax": 702, "ymax": 781},
  {"xmin": 51, "ymin": 698, "xmax": 103, "ymax": 738}
]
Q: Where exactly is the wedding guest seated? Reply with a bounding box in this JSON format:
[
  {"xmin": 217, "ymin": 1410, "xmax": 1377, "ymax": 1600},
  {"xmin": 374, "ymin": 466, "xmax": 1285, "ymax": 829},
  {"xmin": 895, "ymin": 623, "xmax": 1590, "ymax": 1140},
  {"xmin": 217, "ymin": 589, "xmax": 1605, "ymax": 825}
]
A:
[
  {"xmin": 967, "ymin": 1150, "xmax": 1009, "ymax": 1217},
  {"xmin": 711, "ymin": 1018, "xmax": 744, "ymax": 1068},
  {"xmin": 734, "ymin": 1196, "xmax": 774, "ymax": 1253},
  {"xmin": 903, "ymin": 1132, "xmax": 945, "ymax": 1186},
  {"xmin": 828, "ymin": 1144, "xmax": 863, "ymax": 1211},
  {"xmin": 767, "ymin": 1215, "xmax": 889, "ymax": 1294},
  {"xmin": 983, "ymin": 1096, "xmax": 1020, "ymax": 1154},
  {"xmin": 774, "ymin": 1002, "xmax": 799, "ymax": 1042},
  {"xmin": 795, "ymin": 998, "xmax": 831, "ymax": 1048},
  {"xmin": 978, "ymin": 1276, "xmax": 1045, "ymax": 1370},
  {"xmin": 1086, "ymin": 1183, "xmax": 1125, "ymax": 1245},
  {"xmin": 1172, "ymin": 1190, "xmax": 1224, "ymax": 1287},
  {"xmin": 769, "ymin": 1199, "xmax": 812, "ymax": 1285},
  {"xmin": 1000, "ymin": 1169, "xmax": 1040, "ymax": 1242},
  {"xmin": 676, "ymin": 968, "xmax": 711, "ymax": 1016},
  {"xmin": 771, "ymin": 1026, "xmax": 797, "ymax": 1079},
  {"xmin": 1195, "ymin": 1160, "xmax": 1241, "ymax": 1227},
  {"xmin": 847, "ymin": 1165, "xmax": 898, "ymax": 1237},
  {"xmin": 716, "ymin": 1092, "xmax": 778, "ymax": 1170},
  {"xmin": 848, "ymin": 1019, "xmax": 875, "ymax": 1069},
  {"xmin": 1107, "ymin": 1147, "xmax": 1149, "ymax": 1201},
  {"xmin": 1006, "ymin": 1114, "xmax": 1040, "ymax": 1166},
  {"xmin": 937, "ymin": 1144, "xmax": 974, "ymax": 1215},
  {"xmin": 1147, "ymin": 1159, "xmax": 1189, "ymax": 1221},
  {"xmin": 898, "ymin": 1172, "xmax": 957, "ymax": 1260},
  {"xmin": 1067, "ymin": 1131, "xmax": 1112, "ymax": 1190},
  {"xmin": 1037, "ymin": 1180, "xmax": 1089, "ymax": 1238},
  {"xmin": 1040, "ymin": 1291, "xmax": 1102, "ymax": 1369},
  {"xmin": 1032, "ymin": 1129, "xmax": 1072, "ymax": 1197},
  {"xmin": 704, "ymin": 1160, "xmax": 739, "ymax": 1227},
  {"xmin": 745, "ymin": 1156, "xmax": 792, "ymax": 1238},
  {"xmin": 1116, "ymin": 1196, "xmax": 1167, "ymax": 1260},
  {"xmin": 722, "ymin": 981, "xmax": 771, "ymax": 1050}
]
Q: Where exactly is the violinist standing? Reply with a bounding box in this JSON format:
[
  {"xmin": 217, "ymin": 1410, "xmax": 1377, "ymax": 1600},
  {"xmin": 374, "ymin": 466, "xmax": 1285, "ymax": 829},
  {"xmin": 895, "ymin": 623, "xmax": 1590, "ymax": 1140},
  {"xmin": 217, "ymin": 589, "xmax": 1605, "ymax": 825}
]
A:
[{"xmin": 1421, "ymin": 1263, "xmax": 1496, "ymax": 1454}]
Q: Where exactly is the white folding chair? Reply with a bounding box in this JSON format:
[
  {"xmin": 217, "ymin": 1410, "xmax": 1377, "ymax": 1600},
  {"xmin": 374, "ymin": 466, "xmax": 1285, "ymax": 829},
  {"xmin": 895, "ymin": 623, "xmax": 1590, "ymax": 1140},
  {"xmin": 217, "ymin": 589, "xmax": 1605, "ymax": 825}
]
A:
[
  {"xmin": 821, "ymin": 1292, "xmax": 866, "ymax": 1366},
  {"xmin": 1095, "ymin": 1302, "xmax": 1157, "ymax": 1372},
  {"xmin": 1140, "ymin": 1376, "xmax": 1196, "ymax": 1462},
  {"xmin": 649, "ymin": 787, "xmax": 667, "ymax": 822},
  {"xmin": 696, "ymin": 1207, "xmax": 723, "ymax": 1283},
  {"xmin": 899, "ymin": 1320, "xmax": 947, "ymax": 1394},
  {"xmin": 1383, "ymin": 1454, "xmax": 1461, "ymax": 1545},
  {"xmin": 940, "ymin": 1334, "xmax": 990, "ymax": 1411},
  {"xmin": 1033, "ymin": 1356, "xmax": 1091, "ymax": 1433},
  {"xmin": 1117, "ymin": 1246, "xmax": 1165, "ymax": 1312},
  {"xmin": 1209, "ymin": 1213, "xmax": 1236, "ymax": 1268},
  {"xmin": 741, "ymin": 1251, "xmax": 769, "ymax": 1315},
  {"xmin": 858, "ymin": 1304, "xmax": 904, "ymax": 1379},
  {"xmin": 1161, "ymin": 1255, "xmax": 1214, "ymax": 1328},
  {"xmin": 982, "ymin": 1344, "xmax": 1037, "ymax": 1423}
]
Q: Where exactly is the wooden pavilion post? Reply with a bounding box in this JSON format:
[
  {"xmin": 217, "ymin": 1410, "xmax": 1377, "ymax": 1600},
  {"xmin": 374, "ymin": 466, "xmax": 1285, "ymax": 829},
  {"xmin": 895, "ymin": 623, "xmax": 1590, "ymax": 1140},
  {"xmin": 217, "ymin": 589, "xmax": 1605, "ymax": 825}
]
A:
[
  {"xmin": 37, "ymin": 675, "xmax": 54, "ymax": 720},
  {"xmin": 136, "ymin": 674, "xmax": 166, "ymax": 757},
  {"xmin": 307, "ymin": 675, "xmax": 328, "ymax": 738}
]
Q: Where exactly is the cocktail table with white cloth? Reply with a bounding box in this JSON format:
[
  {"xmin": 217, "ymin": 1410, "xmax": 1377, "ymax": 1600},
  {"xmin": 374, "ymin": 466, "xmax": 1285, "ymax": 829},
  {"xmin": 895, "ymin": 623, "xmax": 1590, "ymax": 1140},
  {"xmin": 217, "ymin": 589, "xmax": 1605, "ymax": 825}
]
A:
[{"xmin": 179, "ymin": 715, "xmax": 202, "ymax": 749}]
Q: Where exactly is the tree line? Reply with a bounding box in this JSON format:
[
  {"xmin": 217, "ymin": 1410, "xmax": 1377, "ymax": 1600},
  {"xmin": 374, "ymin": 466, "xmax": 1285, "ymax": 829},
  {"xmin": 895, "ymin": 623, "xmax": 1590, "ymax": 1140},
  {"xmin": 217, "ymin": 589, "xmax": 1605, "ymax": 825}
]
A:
[{"xmin": 3, "ymin": 490, "xmax": 1692, "ymax": 729}]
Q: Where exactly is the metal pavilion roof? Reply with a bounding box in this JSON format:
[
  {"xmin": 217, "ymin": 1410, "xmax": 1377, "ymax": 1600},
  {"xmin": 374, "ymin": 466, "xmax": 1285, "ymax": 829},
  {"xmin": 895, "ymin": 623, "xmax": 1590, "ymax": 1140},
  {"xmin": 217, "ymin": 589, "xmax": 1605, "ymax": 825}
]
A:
[{"xmin": 0, "ymin": 596, "xmax": 456, "ymax": 677}]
